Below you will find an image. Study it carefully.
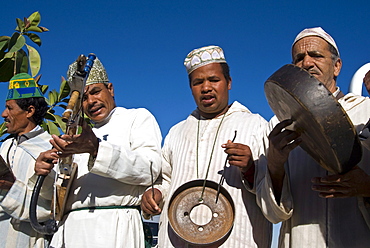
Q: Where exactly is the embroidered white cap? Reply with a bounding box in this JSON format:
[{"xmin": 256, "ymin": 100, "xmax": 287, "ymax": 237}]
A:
[{"xmin": 184, "ymin": 45, "xmax": 227, "ymax": 74}]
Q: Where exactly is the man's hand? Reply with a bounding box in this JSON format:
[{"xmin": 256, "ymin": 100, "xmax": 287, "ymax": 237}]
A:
[
  {"xmin": 50, "ymin": 121, "xmax": 99, "ymax": 157},
  {"xmin": 141, "ymin": 188, "xmax": 162, "ymax": 218},
  {"xmin": 221, "ymin": 140, "xmax": 254, "ymax": 173},
  {"xmin": 268, "ymin": 119, "xmax": 301, "ymax": 172},
  {"xmin": 35, "ymin": 148, "xmax": 59, "ymax": 176},
  {"xmin": 267, "ymin": 119, "xmax": 301, "ymax": 202},
  {"xmin": 312, "ymin": 166, "xmax": 370, "ymax": 198},
  {"xmin": 364, "ymin": 70, "xmax": 370, "ymax": 95},
  {"xmin": 0, "ymin": 172, "xmax": 15, "ymax": 190}
]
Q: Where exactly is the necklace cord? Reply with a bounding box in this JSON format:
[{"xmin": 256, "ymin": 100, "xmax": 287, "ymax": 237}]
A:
[
  {"xmin": 197, "ymin": 112, "xmax": 227, "ymax": 201},
  {"xmin": 216, "ymin": 130, "xmax": 237, "ymax": 203}
]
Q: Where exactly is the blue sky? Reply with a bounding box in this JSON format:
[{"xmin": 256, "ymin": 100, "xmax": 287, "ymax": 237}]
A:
[{"xmin": 2, "ymin": 1, "xmax": 370, "ymax": 247}]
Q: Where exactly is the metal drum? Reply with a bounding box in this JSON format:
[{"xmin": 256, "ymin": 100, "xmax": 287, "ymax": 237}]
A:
[
  {"xmin": 264, "ymin": 64, "xmax": 362, "ymax": 174},
  {"xmin": 168, "ymin": 180, "xmax": 235, "ymax": 246}
]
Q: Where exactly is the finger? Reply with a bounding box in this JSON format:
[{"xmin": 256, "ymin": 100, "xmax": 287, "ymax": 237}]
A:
[
  {"xmin": 282, "ymin": 137, "xmax": 302, "ymax": 153},
  {"xmin": 221, "ymin": 139, "xmax": 234, "ymax": 147},
  {"xmin": 318, "ymin": 192, "xmax": 349, "ymax": 198},
  {"xmin": 142, "ymin": 195, "xmax": 160, "ymax": 214},
  {"xmin": 312, "ymin": 175, "xmax": 342, "ymax": 184},
  {"xmin": 269, "ymin": 119, "xmax": 293, "ymax": 137},
  {"xmin": 51, "ymin": 134, "xmax": 74, "ymax": 149},
  {"xmin": 228, "ymin": 159, "xmax": 247, "ymax": 168},
  {"xmin": 312, "ymin": 185, "xmax": 352, "ymax": 195},
  {"xmin": 50, "ymin": 139, "xmax": 64, "ymax": 152}
]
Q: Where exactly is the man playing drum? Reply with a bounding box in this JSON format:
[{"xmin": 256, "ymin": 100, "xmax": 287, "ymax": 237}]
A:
[{"xmin": 257, "ymin": 27, "xmax": 370, "ymax": 247}]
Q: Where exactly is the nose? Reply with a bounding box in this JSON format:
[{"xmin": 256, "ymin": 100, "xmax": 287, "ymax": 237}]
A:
[
  {"xmin": 301, "ymin": 55, "xmax": 315, "ymax": 70},
  {"xmin": 1, "ymin": 109, "xmax": 7, "ymax": 118},
  {"xmin": 201, "ymin": 80, "xmax": 212, "ymax": 93}
]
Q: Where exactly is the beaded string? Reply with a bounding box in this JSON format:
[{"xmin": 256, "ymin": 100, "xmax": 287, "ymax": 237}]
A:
[{"xmin": 196, "ymin": 112, "xmax": 227, "ymax": 201}]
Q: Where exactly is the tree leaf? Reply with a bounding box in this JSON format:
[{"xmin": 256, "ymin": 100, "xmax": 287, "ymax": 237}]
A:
[
  {"xmin": 39, "ymin": 26, "xmax": 49, "ymax": 32},
  {"xmin": 28, "ymin": 11, "xmax": 41, "ymax": 27},
  {"xmin": 15, "ymin": 49, "xmax": 28, "ymax": 74},
  {"xmin": 48, "ymin": 89, "xmax": 59, "ymax": 106},
  {"xmin": 0, "ymin": 37, "xmax": 10, "ymax": 60},
  {"xmin": 58, "ymin": 79, "xmax": 71, "ymax": 100},
  {"xmin": 8, "ymin": 33, "xmax": 25, "ymax": 53},
  {"xmin": 46, "ymin": 120, "xmax": 61, "ymax": 136},
  {"xmin": 0, "ymin": 122, "xmax": 7, "ymax": 135},
  {"xmin": 25, "ymin": 26, "xmax": 43, "ymax": 33},
  {"xmin": 54, "ymin": 114, "xmax": 66, "ymax": 131},
  {"xmin": 40, "ymin": 84, "xmax": 49, "ymax": 94},
  {"xmin": 24, "ymin": 17, "xmax": 30, "ymax": 29},
  {"xmin": 25, "ymin": 33, "xmax": 41, "ymax": 46},
  {"xmin": 44, "ymin": 112, "xmax": 56, "ymax": 121},
  {"xmin": 25, "ymin": 44, "xmax": 41, "ymax": 76},
  {"xmin": 44, "ymin": 96, "xmax": 50, "ymax": 106},
  {"xmin": 3, "ymin": 51, "xmax": 15, "ymax": 59},
  {"xmin": 56, "ymin": 103, "xmax": 67, "ymax": 109},
  {"xmin": 0, "ymin": 37, "xmax": 10, "ymax": 52},
  {"xmin": 7, "ymin": 32, "xmax": 19, "ymax": 51},
  {"xmin": 40, "ymin": 120, "xmax": 47, "ymax": 131},
  {"xmin": 0, "ymin": 58, "xmax": 14, "ymax": 82},
  {"xmin": 15, "ymin": 18, "xmax": 25, "ymax": 32},
  {"xmin": 34, "ymin": 74, "xmax": 42, "ymax": 83}
]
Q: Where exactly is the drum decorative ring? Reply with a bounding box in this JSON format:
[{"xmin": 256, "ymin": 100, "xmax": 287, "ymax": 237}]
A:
[
  {"xmin": 264, "ymin": 64, "xmax": 362, "ymax": 174},
  {"xmin": 168, "ymin": 180, "xmax": 235, "ymax": 246}
]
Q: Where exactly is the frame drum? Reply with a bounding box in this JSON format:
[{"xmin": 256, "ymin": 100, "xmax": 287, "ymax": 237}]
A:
[{"xmin": 264, "ymin": 64, "xmax": 362, "ymax": 174}]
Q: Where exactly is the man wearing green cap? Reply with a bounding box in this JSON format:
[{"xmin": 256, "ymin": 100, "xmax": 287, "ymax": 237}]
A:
[
  {"xmin": 0, "ymin": 73, "xmax": 53, "ymax": 248},
  {"xmin": 35, "ymin": 56, "xmax": 162, "ymax": 248}
]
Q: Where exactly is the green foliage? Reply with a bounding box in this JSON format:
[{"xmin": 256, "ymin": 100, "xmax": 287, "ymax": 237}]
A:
[
  {"xmin": 0, "ymin": 11, "xmax": 48, "ymax": 81},
  {"xmin": 0, "ymin": 12, "xmax": 73, "ymax": 139},
  {"xmin": 41, "ymin": 77, "xmax": 70, "ymax": 136},
  {"xmin": 0, "ymin": 12, "xmax": 91, "ymax": 140}
]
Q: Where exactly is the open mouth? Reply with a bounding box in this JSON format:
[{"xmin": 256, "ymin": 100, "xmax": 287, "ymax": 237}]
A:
[
  {"xmin": 201, "ymin": 95, "xmax": 215, "ymax": 105},
  {"xmin": 89, "ymin": 105, "xmax": 104, "ymax": 116}
]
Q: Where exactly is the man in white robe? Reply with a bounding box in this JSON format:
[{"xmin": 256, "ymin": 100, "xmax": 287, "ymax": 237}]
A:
[
  {"xmin": 0, "ymin": 73, "xmax": 53, "ymax": 248},
  {"xmin": 141, "ymin": 45, "xmax": 272, "ymax": 247},
  {"xmin": 256, "ymin": 27, "xmax": 370, "ymax": 247},
  {"xmin": 35, "ymin": 56, "xmax": 162, "ymax": 248}
]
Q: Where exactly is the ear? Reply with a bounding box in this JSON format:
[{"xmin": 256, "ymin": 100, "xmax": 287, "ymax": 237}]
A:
[
  {"xmin": 228, "ymin": 77, "xmax": 232, "ymax": 90},
  {"xmin": 333, "ymin": 58, "xmax": 342, "ymax": 77},
  {"xmin": 107, "ymin": 83, "xmax": 114, "ymax": 97},
  {"xmin": 26, "ymin": 105, "xmax": 36, "ymax": 118}
]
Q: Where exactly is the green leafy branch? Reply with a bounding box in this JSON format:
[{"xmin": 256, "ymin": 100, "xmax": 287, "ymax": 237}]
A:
[{"xmin": 0, "ymin": 11, "xmax": 48, "ymax": 82}]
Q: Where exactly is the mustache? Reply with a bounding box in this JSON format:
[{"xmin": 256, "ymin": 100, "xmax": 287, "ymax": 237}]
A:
[
  {"xmin": 3, "ymin": 118, "xmax": 10, "ymax": 122},
  {"xmin": 307, "ymin": 68, "xmax": 320, "ymax": 75}
]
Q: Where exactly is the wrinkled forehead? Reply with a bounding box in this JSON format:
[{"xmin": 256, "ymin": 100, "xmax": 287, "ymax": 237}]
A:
[{"xmin": 292, "ymin": 36, "xmax": 330, "ymax": 56}]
